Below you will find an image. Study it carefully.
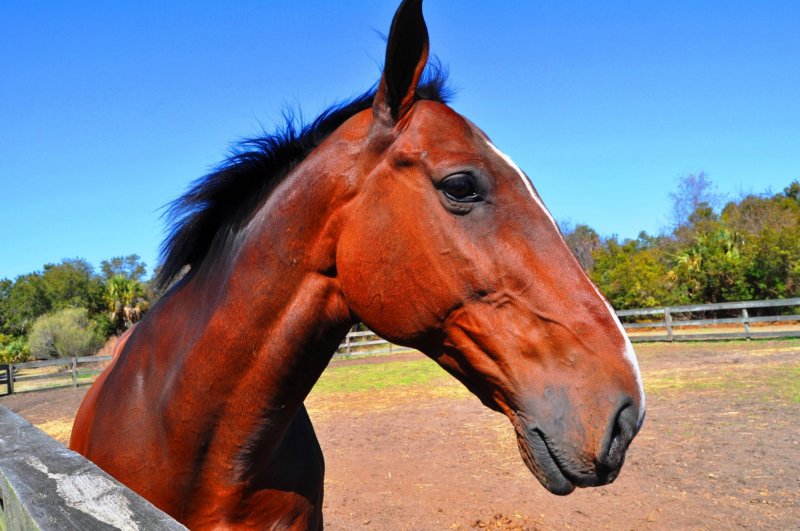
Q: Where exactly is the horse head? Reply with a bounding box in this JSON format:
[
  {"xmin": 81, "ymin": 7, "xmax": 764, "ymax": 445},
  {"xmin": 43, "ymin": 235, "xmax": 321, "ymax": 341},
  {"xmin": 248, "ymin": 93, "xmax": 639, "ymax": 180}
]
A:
[{"xmin": 335, "ymin": 0, "xmax": 645, "ymax": 495}]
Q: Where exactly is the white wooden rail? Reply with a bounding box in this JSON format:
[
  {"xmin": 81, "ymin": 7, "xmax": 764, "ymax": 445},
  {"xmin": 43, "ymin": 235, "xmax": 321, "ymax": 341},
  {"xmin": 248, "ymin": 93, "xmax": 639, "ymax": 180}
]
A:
[{"xmin": 617, "ymin": 297, "xmax": 800, "ymax": 342}]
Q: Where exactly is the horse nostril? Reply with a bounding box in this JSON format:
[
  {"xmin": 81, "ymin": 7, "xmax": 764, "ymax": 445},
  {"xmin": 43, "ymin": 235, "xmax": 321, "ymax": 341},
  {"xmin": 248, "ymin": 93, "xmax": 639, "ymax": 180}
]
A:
[{"xmin": 599, "ymin": 399, "xmax": 638, "ymax": 472}]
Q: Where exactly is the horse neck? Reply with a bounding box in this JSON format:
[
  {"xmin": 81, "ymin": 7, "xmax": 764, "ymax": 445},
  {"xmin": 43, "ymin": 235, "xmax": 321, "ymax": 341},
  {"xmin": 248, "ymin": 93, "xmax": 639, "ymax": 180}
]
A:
[{"xmin": 154, "ymin": 146, "xmax": 356, "ymax": 462}]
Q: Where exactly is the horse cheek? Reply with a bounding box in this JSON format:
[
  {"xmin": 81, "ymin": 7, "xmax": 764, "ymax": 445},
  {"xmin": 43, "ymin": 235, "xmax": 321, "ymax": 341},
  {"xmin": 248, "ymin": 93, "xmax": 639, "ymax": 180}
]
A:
[{"xmin": 335, "ymin": 214, "xmax": 437, "ymax": 344}]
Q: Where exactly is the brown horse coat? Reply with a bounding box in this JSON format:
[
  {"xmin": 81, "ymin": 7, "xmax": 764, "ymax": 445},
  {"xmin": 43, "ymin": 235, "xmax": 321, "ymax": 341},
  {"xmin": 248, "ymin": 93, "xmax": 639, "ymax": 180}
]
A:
[{"xmin": 72, "ymin": 1, "xmax": 645, "ymax": 528}]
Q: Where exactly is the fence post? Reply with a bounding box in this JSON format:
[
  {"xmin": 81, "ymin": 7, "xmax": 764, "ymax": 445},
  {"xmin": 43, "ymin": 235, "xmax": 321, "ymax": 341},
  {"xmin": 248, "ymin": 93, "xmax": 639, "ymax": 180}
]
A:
[
  {"xmin": 345, "ymin": 332, "xmax": 352, "ymax": 356},
  {"xmin": 664, "ymin": 308, "xmax": 674, "ymax": 341},
  {"xmin": 71, "ymin": 357, "xmax": 78, "ymax": 388},
  {"xmin": 742, "ymin": 308, "xmax": 751, "ymax": 339},
  {"xmin": 2, "ymin": 363, "xmax": 12, "ymax": 395}
]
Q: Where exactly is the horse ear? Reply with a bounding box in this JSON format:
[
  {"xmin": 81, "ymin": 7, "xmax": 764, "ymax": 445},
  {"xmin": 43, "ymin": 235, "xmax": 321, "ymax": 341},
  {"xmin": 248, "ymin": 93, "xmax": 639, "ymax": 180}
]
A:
[{"xmin": 373, "ymin": 0, "xmax": 429, "ymax": 126}]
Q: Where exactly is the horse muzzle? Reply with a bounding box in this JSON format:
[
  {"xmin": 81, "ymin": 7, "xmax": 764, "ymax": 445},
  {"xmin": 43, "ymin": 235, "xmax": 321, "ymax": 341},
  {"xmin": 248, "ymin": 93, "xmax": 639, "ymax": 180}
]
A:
[{"xmin": 512, "ymin": 397, "xmax": 641, "ymax": 495}]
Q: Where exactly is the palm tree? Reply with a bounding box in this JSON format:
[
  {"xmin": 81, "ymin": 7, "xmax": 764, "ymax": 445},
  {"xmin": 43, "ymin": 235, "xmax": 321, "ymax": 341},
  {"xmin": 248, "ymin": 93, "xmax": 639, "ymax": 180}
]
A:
[{"xmin": 105, "ymin": 275, "xmax": 149, "ymax": 333}]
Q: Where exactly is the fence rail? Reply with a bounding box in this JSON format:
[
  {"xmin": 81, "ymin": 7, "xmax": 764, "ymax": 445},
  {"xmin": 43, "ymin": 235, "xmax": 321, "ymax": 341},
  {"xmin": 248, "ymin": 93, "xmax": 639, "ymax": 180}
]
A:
[
  {"xmin": 331, "ymin": 298, "xmax": 800, "ymax": 353},
  {"xmin": 0, "ymin": 406, "xmax": 185, "ymax": 530},
  {"xmin": 1, "ymin": 356, "xmax": 112, "ymax": 396},
  {"xmin": 335, "ymin": 329, "xmax": 413, "ymax": 358},
  {"xmin": 618, "ymin": 297, "xmax": 800, "ymax": 342},
  {"xmin": 2, "ymin": 298, "xmax": 797, "ymax": 396}
]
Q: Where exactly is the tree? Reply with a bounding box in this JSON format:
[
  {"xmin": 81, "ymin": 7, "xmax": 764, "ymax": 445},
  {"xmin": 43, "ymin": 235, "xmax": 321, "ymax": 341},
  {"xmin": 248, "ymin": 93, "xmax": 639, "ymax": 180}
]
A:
[
  {"xmin": 100, "ymin": 255, "xmax": 147, "ymax": 282},
  {"xmin": 580, "ymin": 179, "xmax": 800, "ymax": 309},
  {"xmin": 3, "ymin": 273, "xmax": 49, "ymax": 335},
  {"xmin": 0, "ymin": 278, "xmax": 12, "ymax": 334},
  {"xmin": 40, "ymin": 259, "xmax": 106, "ymax": 315},
  {"xmin": 1, "ymin": 259, "xmax": 108, "ymax": 336},
  {"xmin": 563, "ymin": 223, "xmax": 602, "ymax": 272},
  {"xmin": 784, "ymin": 180, "xmax": 800, "ymax": 202},
  {"xmin": 670, "ymin": 224, "xmax": 750, "ymax": 303},
  {"xmin": 728, "ymin": 190, "xmax": 800, "ymax": 290},
  {"xmin": 591, "ymin": 233, "xmax": 674, "ymax": 309},
  {"xmin": 28, "ymin": 308, "xmax": 103, "ymax": 359},
  {"xmin": 669, "ymin": 172, "xmax": 724, "ymax": 231},
  {"xmin": 105, "ymin": 275, "xmax": 149, "ymax": 334},
  {"xmin": 721, "ymin": 187, "xmax": 800, "ymax": 300}
]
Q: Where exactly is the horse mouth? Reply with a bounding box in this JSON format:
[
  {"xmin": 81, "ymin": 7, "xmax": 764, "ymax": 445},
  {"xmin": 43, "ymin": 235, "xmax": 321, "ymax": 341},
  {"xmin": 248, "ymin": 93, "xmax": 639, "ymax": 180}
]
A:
[{"xmin": 514, "ymin": 422, "xmax": 576, "ymax": 495}]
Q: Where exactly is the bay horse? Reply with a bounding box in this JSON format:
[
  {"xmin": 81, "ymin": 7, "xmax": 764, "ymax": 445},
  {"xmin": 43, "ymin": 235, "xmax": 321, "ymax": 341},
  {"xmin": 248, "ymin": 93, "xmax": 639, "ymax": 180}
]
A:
[{"xmin": 71, "ymin": 1, "xmax": 645, "ymax": 528}]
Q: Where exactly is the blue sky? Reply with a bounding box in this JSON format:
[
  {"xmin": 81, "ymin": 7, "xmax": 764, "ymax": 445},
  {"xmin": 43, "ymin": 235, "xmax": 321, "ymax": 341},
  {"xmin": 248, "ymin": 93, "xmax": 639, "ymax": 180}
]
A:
[{"xmin": 1, "ymin": 1, "xmax": 798, "ymax": 280}]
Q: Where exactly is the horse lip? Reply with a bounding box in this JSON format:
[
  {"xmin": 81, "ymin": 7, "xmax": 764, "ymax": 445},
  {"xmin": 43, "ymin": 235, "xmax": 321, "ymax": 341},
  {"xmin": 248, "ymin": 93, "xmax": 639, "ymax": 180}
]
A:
[{"xmin": 520, "ymin": 426, "xmax": 576, "ymax": 496}]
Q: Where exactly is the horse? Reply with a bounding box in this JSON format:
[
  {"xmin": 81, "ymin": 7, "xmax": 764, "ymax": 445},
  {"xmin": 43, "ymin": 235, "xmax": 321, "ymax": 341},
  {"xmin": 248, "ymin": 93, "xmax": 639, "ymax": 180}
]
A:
[{"xmin": 71, "ymin": 1, "xmax": 645, "ymax": 528}]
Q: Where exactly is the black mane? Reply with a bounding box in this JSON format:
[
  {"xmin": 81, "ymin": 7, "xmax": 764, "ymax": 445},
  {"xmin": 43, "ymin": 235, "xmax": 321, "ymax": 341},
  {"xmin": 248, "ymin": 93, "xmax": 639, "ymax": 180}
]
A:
[{"xmin": 156, "ymin": 66, "xmax": 450, "ymax": 290}]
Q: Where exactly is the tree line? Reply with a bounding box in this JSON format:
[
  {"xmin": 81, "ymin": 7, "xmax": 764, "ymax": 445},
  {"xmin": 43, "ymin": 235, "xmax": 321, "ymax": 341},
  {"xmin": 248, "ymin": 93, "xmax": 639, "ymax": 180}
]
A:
[
  {"xmin": 564, "ymin": 176, "xmax": 800, "ymax": 310},
  {"xmin": 0, "ymin": 255, "xmax": 156, "ymax": 363}
]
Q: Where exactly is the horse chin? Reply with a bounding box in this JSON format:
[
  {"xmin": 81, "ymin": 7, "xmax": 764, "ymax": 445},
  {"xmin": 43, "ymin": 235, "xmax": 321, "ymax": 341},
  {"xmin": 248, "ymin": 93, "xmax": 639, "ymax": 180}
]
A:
[{"xmin": 513, "ymin": 421, "xmax": 576, "ymax": 496}]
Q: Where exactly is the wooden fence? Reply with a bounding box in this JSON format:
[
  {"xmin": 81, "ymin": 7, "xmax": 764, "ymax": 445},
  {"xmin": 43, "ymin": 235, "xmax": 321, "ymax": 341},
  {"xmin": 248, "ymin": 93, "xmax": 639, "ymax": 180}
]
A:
[
  {"xmin": 619, "ymin": 297, "xmax": 800, "ymax": 342},
  {"xmin": 2, "ymin": 298, "xmax": 798, "ymax": 396},
  {"xmin": 1, "ymin": 356, "xmax": 112, "ymax": 397},
  {"xmin": 0, "ymin": 405, "xmax": 185, "ymax": 530},
  {"xmin": 335, "ymin": 329, "xmax": 413, "ymax": 358},
  {"xmin": 0, "ymin": 334, "xmax": 405, "ymax": 396},
  {"xmin": 335, "ymin": 298, "xmax": 800, "ymax": 353}
]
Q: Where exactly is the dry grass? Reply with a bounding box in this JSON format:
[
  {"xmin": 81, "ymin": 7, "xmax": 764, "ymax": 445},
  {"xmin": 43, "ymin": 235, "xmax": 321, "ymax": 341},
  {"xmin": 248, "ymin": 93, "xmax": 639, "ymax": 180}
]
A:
[
  {"xmin": 627, "ymin": 321, "xmax": 800, "ymax": 338},
  {"xmin": 35, "ymin": 419, "xmax": 73, "ymax": 444}
]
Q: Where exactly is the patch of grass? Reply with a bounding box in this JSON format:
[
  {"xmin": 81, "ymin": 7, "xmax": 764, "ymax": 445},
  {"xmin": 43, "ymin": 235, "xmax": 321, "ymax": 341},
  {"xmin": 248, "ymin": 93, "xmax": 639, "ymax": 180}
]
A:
[
  {"xmin": 645, "ymin": 363, "xmax": 800, "ymax": 402},
  {"xmin": 767, "ymin": 366, "xmax": 800, "ymax": 403},
  {"xmin": 644, "ymin": 375, "xmax": 731, "ymax": 393},
  {"xmin": 306, "ymin": 359, "xmax": 472, "ymax": 419},
  {"xmin": 35, "ymin": 419, "xmax": 73, "ymax": 445},
  {"xmin": 312, "ymin": 342, "xmax": 800, "ymax": 406},
  {"xmin": 313, "ymin": 358, "xmax": 454, "ymax": 395},
  {"xmin": 635, "ymin": 337, "xmax": 800, "ymax": 355}
]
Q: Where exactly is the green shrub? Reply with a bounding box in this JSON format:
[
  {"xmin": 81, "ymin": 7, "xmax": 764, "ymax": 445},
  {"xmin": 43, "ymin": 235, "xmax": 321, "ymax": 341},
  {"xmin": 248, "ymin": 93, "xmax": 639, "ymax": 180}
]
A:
[
  {"xmin": 28, "ymin": 308, "xmax": 103, "ymax": 359},
  {"xmin": 0, "ymin": 334, "xmax": 31, "ymax": 364}
]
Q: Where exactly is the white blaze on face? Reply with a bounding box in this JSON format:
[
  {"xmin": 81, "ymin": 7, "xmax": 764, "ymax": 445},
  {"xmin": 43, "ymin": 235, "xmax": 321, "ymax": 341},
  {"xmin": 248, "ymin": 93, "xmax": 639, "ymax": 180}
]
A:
[
  {"xmin": 484, "ymin": 139, "xmax": 647, "ymax": 421},
  {"xmin": 597, "ymin": 289, "xmax": 647, "ymax": 418},
  {"xmin": 485, "ymin": 141, "xmax": 560, "ymax": 231}
]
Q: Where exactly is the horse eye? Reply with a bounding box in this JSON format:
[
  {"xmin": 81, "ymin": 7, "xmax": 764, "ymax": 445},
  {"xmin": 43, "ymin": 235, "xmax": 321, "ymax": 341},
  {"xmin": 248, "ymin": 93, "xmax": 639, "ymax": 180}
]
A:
[{"xmin": 440, "ymin": 174, "xmax": 482, "ymax": 202}]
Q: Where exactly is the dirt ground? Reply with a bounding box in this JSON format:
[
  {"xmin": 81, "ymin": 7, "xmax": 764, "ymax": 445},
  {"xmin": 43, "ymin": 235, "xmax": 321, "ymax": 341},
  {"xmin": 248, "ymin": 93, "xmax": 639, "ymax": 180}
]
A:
[{"xmin": 2, "ymin": 341, "xmax": 799, "ymax": 530}]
